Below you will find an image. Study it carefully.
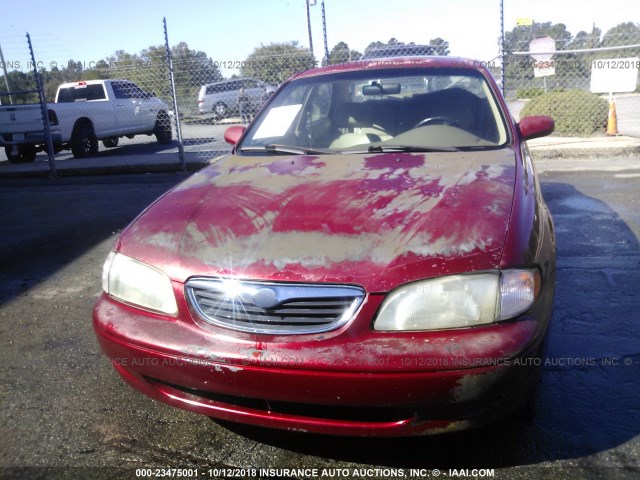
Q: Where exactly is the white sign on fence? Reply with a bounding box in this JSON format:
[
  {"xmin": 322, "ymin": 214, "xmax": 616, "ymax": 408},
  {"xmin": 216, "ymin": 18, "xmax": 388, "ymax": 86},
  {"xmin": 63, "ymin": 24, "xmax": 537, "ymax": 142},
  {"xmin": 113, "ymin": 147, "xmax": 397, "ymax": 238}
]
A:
[
  {"xmin": 529, "ymin": 36, "xmax": 556, "ymax": 62},
  {"xmin": 590, "ymin": 57, "xmax": 640, "ymax": 93},
  {"xmin": 530, "ymin": 36, "xmax": 556, "ymax": 78},
  {"xmin": 534, "ymin": 60, "xmax": 556, "ymax": 77}
]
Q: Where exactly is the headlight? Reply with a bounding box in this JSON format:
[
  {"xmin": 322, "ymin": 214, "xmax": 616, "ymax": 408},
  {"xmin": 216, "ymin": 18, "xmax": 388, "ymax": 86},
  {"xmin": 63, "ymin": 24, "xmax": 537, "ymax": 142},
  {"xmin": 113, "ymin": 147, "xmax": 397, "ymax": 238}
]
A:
[
  {"xmin": 374, "ymin": 269, "xmax": 540, "ymax": 331},
  {"xmin": 102, "ymin": 251, "xmax": 178, "ymax": 316}
]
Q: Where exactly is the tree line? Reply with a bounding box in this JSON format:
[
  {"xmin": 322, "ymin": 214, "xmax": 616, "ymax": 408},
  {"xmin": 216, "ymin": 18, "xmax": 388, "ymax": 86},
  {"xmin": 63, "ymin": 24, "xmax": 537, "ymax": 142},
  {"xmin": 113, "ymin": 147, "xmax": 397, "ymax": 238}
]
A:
[
  {"xmin": 1, "ymin": 21, "xmax": 638, "ymax": 106},
  {"xmin": 0, "ymin": 37, "xmax": 449, "ymax": 107},
  {"xmin": 0, "ymin": 42, "xmax": 223, "ymax": 105}
]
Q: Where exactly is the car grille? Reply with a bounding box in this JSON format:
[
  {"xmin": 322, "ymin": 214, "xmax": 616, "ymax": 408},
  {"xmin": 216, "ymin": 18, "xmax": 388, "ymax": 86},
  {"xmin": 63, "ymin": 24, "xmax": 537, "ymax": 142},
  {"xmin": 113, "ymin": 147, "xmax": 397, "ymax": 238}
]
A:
[{"xmin": 185, "ymin": 278, "xmax": 365, "ymax": 334}]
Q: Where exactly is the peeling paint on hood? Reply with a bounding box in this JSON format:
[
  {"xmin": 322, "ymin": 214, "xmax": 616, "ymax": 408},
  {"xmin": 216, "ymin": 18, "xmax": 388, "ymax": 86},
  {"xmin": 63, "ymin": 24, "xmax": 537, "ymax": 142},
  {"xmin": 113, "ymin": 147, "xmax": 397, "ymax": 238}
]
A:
[{"xmin": 120, "ymin": 149, "xmax": 516, "ymax": 292}]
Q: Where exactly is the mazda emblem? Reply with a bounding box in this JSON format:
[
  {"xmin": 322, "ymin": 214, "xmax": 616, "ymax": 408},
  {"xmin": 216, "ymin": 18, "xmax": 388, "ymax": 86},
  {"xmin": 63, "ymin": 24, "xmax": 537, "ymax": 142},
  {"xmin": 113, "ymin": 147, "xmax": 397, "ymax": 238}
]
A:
[{"xmin": 253, "ymin": 288, "xmax": 279, "ymax": 309}]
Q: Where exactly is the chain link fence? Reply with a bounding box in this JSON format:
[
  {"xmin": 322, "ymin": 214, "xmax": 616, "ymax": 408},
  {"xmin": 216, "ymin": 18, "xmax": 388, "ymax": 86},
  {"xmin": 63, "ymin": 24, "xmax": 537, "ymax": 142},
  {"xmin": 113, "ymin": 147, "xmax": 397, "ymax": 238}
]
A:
[
  {"xmin": 0, "ymin": 31, "xmax": 58, "ymax": 171},
  {"xmin": 2, "ymin": 18, "xmax": 640, "ymax": 169},
  {"xmin": 502, "ymin": 27, "xmax": 640, "ymax": 138},
  {"xmin": 0, "ymin": 25, "xmax": 182, "ymax": 169}
]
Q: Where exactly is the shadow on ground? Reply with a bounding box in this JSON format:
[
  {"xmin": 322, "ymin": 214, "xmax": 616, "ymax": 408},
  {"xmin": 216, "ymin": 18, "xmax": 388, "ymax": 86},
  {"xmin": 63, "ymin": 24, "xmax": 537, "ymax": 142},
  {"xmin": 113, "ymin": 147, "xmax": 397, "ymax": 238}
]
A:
[
  {"xmin": 214, "ymin": 181, "xmax": 640, "ymax": 468},
  {"xmin": 0, "ymin": 174, "xmax": 187, "ymax": 306}
]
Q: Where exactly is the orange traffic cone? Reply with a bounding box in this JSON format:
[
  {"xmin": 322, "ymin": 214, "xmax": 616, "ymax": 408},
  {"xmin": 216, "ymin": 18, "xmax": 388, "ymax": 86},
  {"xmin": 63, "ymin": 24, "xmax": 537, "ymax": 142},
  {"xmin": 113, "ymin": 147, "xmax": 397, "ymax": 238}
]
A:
[{"xmin": 606, "ymin": 93, "xmax": 619, "ymax": 136}]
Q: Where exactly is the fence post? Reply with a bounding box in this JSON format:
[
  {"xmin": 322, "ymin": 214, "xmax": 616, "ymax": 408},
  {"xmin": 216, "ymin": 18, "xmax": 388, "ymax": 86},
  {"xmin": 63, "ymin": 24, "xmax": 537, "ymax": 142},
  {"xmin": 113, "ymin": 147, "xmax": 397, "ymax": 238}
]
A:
[
  {"xmin": 27, "ymin": 33, "xmax": 56, "ymax": 178},
  {"xmin": 163, "ymin": 17, "xmax": 186, "ymax": 171},
  {"xmin": 0, "ymin": 43, "xmax": 14, "ymax": 105}
]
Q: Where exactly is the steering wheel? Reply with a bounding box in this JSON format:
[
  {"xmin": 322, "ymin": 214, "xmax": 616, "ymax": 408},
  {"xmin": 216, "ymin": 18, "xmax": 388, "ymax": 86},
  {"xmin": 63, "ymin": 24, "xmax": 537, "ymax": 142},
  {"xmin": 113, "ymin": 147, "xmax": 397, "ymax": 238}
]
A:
[{"xmin": 413, "ymin": 116, "xmax": 460, "ymax": 129}]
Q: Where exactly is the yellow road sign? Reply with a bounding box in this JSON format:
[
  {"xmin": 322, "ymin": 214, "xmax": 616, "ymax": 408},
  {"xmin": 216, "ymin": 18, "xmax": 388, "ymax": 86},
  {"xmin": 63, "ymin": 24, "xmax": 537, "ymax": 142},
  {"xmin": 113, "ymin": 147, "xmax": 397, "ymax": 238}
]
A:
[{"xmin": 516, "ymin": 18, "xmax": 534, "ymax": 26}]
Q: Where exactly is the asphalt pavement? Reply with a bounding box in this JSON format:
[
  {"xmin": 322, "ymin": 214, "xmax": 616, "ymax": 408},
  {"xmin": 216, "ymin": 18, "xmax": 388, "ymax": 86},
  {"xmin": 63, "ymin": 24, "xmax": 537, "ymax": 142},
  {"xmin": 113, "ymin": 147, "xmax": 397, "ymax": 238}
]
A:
[
  {"xmin": 1, "ymin": 133, "xmax": 640, "ymax": 178},
  {"xmin": 1, "ymin": 165, "xmax": 639, "ymax": 479}
]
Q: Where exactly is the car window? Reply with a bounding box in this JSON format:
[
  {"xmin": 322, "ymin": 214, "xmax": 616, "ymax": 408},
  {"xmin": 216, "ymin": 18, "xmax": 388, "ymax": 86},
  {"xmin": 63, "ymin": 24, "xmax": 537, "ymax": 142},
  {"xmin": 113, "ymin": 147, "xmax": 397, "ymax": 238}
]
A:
[
  {"xmin": 111, "ymin": 82, "xmax": 130, "ymax": 99},
  {"xmin": 57, "ymin": 83, "xmax": 106, "ymax": 102},
  {"xmin": 206, "ymin": 84, "xmax": 220, "ymax": 95},
  {"xmin": 308, "ymin": 84, "xmax": 332, "ymax": 123},
  {"xmin": 239, "ymin": 67, "xmax": 509, "ymax": 152},
  {"xmin": 112, "ymin": 82, "xmax": 148, "ymax": 99},
  {"xmin": 243, "ymin": 79, "xmax": 261, "ymax": 89},
  {"xmin": 279, "ymin": 84, "xmax": 306, "ymax": 106},
  {"xmin": 56, "ymin": 88, "xmax": 75, "ymax": 102},
  {"xmin": 126, "ymin": 82, "xmax": 148, "ymax": 99}
]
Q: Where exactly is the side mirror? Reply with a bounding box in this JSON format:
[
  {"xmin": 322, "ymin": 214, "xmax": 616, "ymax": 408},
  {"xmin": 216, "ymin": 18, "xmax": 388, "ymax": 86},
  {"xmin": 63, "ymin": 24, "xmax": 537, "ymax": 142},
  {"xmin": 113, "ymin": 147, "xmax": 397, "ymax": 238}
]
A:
[
  {"xmin": 518, "ymin": 115, "xmax": 554, "ymax": 140},
  {"xmin": 224, "ymin": 125, "xmax": 246, "ymax": 145}
]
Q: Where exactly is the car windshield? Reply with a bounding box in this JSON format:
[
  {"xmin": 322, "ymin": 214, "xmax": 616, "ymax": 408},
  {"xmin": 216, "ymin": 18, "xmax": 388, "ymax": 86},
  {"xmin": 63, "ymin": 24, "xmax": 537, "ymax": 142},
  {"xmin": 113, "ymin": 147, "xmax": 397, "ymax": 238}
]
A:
[{"xmin": 237, "ymin": 67, "xmax": 509, "ymax": 154}]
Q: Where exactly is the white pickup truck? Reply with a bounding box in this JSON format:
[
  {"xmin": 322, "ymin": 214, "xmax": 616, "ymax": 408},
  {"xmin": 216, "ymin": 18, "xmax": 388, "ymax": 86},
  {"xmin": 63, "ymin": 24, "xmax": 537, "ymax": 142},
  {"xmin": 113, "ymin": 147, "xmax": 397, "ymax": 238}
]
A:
[{"xmin": 0, "ymin": 79, "xmax": 172, "ymax": 162}]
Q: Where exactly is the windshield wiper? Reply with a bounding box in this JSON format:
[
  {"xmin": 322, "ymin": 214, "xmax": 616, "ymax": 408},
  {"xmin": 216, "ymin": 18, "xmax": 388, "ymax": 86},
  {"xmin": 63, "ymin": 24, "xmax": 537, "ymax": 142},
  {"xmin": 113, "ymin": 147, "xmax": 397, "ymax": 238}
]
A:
[
  {"xmin": 364, "ymin": 145, "xmax": 461, "ymax": 153},
  {"xmin": 238, "ymin": 144, "xmax": 333, "ymax": 155}
]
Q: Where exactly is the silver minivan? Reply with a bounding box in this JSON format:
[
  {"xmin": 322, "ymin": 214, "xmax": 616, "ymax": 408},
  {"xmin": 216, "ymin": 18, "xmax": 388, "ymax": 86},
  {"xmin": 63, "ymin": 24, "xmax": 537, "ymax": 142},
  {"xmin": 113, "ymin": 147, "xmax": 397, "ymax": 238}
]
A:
[{"xmin": 197, "ymin": 78, "xmax": 276, "ymax": 118}]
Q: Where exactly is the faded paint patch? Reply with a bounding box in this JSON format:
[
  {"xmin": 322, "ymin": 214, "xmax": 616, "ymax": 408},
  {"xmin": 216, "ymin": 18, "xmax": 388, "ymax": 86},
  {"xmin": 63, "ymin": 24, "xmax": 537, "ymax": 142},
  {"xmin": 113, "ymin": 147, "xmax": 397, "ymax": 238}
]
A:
[
  {"xmin": 266, "ymin": 155, "xmax": 325, "ymax": 175},
  {"xmin": 364, "ymin": 152, "xmax": 426, "ymax": 170},
  {"xmin": 119, "ymin": 149, "xmax": 517, "ymax": 291},
  {"xmin": 426, "ymin": 419, "xmax": 474, "ymax": 435},
  {"xmin": 452, "ymin": 371, "xmax": 502, "ymax": 402}
]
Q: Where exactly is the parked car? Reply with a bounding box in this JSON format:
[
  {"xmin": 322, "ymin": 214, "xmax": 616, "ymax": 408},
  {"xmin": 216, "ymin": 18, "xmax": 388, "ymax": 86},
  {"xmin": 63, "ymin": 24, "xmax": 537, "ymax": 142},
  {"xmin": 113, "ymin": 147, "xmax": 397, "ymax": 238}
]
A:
[
  {"xmin": 0, "ymin": 103, "xmax": 60, "ymax": 163},
  {"xmin": 361, "ymin": 44, "xmax": 439, "ymax": 59},
  {"xmin": 0, "ymin": 79, "xmax": 172, "ymax": 162},
  {"xmin": 197, "ymin": 77, "xmax": 276, "ymax": 118},
  {"xmin": 94, "ymin": 57, "xmax": 556, "ymax": 437}
]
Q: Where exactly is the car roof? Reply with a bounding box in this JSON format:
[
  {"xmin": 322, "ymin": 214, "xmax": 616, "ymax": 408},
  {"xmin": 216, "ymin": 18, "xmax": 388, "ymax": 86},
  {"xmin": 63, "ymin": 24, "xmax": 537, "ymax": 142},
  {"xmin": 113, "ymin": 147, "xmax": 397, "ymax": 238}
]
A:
[
  {"xmin": 57, "ymin": 79, "xmax": 131, "ymax": 88},
  {"xmin": 204, "ymin": 77, "xmax": 259, "ymax": 86},
  {"xmin": 292, "ymin": 56, "xmax": 494, "ymax": 80}
]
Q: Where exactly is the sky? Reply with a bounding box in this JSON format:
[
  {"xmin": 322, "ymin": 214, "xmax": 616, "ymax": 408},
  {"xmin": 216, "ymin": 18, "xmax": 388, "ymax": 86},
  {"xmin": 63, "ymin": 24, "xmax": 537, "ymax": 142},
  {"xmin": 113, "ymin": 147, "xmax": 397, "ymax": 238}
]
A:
[{"xmin": 1, "ymin": 0, "xmax": 638, "ymax": 77}]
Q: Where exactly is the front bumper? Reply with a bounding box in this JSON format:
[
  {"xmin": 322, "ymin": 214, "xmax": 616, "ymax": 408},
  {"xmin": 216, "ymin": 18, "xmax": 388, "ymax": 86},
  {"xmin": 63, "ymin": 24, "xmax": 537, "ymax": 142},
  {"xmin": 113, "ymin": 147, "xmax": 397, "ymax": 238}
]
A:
[{"xmin": 93, "ymin": 292, "xmax": 549, "ymax": 437}]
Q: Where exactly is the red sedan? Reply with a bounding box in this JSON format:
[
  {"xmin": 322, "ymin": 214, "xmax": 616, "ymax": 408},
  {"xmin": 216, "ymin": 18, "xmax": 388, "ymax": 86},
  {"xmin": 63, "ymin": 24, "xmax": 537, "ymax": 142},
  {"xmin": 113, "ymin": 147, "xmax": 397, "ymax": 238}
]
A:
[{"xmin": 94, "ymin": 57, "xmax": 556, "ymax": 437}]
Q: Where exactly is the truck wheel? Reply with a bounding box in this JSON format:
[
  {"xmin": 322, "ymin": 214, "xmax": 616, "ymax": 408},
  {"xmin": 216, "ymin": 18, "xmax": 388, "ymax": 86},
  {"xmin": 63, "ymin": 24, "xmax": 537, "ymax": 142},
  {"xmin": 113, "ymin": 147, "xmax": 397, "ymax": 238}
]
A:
[
  {"xmin": 154, "ymin": 112, "xmax": 172, "ymax": 145},
  {"xmin": 102, "ymin": 137, "xmax": 119, "ymax": 148},
  {"xmin": 213, "ymin": 102, "xmax": 227, "ymax": 120},
  {"xmin": 71, "ymin": 123, "xmax": 99, "ymax": 158},
  {"xmin": 4, "ymin": 145, "xmax": 37, "ymax": 163}
]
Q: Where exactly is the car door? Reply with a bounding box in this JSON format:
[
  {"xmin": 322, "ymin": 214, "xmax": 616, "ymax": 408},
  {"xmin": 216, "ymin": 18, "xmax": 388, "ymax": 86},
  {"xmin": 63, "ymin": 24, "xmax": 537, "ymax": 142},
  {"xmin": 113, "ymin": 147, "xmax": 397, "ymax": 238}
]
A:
[
  {"xmin": 111, "ymin": 81, "xmax": 157, "ymax": 134},
  {"xmin": 57, "ymin": 82, "xmax": 118, "ymax": 139}
]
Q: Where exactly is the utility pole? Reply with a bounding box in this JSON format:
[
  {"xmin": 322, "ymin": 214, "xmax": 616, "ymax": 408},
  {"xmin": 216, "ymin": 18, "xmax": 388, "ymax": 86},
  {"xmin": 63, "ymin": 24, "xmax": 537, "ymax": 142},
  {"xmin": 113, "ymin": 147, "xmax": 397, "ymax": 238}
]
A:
[
  {"xmin": 321, "ymin": 0, "xmax": 330, "ymax": 65},
  {"xmin": 306, "ymin": 0, "xmax": 314, "ymax": 55}
]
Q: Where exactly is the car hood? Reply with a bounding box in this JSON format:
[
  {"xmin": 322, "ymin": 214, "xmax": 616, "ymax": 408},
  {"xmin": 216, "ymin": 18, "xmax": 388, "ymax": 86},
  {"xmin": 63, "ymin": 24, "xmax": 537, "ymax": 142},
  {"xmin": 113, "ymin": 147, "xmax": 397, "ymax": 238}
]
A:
[{"xmin": 119, "ymin": 149, "xmax": 516, "ymax": 292}]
